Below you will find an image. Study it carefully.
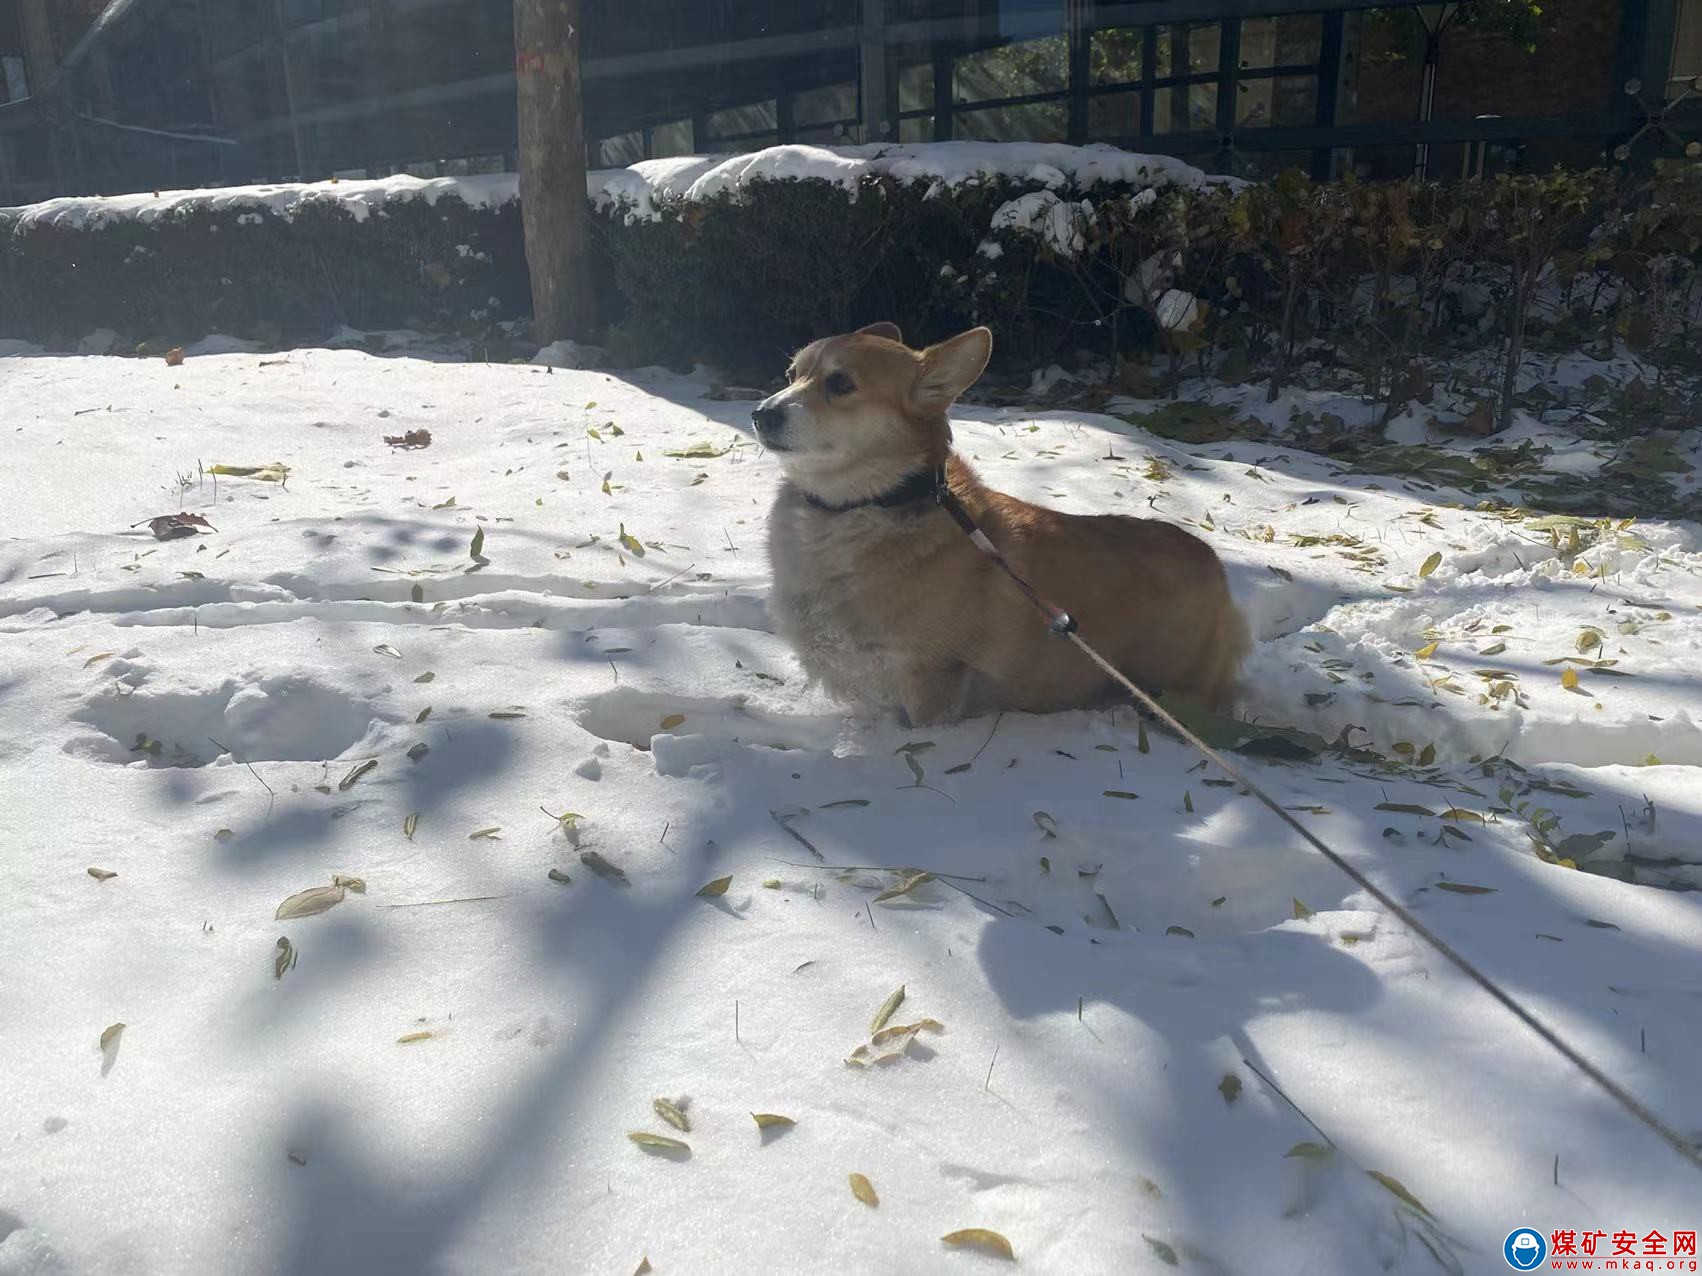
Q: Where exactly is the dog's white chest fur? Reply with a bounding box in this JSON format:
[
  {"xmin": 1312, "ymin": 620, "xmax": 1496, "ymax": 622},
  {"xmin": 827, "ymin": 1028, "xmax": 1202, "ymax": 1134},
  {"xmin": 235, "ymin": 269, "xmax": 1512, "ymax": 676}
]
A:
[{"xmin": 766, "ymin": 490, "xmax": 913, "ymax": 708}]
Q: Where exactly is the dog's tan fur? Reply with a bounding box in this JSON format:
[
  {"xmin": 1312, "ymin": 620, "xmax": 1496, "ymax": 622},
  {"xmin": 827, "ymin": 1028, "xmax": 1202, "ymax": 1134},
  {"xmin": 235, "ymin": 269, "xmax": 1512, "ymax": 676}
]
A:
[{"xmin": 756, "ymin": 323, "xmax": 1249, "ymax": 725}]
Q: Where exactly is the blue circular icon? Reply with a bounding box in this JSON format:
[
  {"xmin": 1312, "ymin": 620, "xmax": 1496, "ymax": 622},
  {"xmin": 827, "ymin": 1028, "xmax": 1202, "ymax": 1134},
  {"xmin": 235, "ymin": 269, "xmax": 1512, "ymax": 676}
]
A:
[{"xmin": 1505, "ymin": 1229, "xmax": 1548, "ymax": 1270}]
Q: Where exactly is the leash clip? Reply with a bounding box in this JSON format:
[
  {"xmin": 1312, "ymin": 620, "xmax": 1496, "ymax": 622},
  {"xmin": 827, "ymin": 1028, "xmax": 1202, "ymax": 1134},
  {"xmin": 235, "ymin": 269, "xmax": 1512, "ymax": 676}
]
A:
[{"xmin": 1049, "ymin": 611, "xmax": 1078, "ymax": 637}]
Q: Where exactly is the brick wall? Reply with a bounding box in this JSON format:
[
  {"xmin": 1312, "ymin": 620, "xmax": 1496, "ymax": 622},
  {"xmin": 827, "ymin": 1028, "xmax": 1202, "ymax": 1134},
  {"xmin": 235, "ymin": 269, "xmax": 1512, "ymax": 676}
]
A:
[{"xmin": 1347, "ymin": 0, "xmax": 1623, "ymax": 174}]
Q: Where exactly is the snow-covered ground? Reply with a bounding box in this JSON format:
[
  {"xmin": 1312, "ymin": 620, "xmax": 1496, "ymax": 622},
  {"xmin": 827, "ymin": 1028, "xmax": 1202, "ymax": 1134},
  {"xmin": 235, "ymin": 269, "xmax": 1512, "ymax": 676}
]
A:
[{"xmin": 1, "ymin": 346, "xmax": 1699, "ymax": 1275}]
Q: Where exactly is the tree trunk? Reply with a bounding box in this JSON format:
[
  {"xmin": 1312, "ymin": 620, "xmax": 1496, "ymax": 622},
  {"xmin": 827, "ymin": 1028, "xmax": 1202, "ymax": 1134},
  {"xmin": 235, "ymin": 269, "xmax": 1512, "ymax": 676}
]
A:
[
  {"xmin": 1498, "ymin": 278, "xmax": 1527, "ymax": 434},
  {"xmin": 515, "ymin": 0, "xmax": 596, "ymax": 344},
  {"xmin": 1268, "ymin": 272, "xmax": 1301, "ymax": 403}
]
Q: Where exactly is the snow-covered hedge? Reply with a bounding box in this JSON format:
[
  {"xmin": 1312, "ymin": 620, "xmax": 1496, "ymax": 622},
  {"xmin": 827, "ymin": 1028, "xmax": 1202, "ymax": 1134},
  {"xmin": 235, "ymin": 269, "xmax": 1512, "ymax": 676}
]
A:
[
  {"xmin": 0, "ymin": 175, "xmax": 531, "ymax": 345},
  {"xmin": 0, "ymin": 143, "xmax": 1214, "ymax": 358},
  {"xmin": 4, "ymin": 146, "xmax": 1698, "ymax": 432},
  {"xmin": 591, "ymin": 143, "xmax": 1228, "ymax": 369}
]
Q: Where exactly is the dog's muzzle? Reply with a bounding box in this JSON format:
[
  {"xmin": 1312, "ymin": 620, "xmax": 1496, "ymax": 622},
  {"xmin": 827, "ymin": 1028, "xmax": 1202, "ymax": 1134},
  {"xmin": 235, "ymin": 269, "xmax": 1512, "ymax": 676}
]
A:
[{"xmin": 751, "ymin": 404, "xmax": 789, "ymax": 450}]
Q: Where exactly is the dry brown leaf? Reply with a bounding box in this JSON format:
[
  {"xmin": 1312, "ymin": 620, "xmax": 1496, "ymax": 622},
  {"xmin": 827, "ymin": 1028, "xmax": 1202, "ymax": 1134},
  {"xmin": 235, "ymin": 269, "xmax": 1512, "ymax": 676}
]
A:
[
  {"xmin": 338, "ymin": 759, "xmax": 377, "ymax": 790},
  {"xmin": 870, "ymin": 1022, "xmax": 924, "ymax": 1046},
  {"xmin": 1143, "ymin": 1235, "xmax": 1180, "ymax": 1267},
  {"xmin": 275, "ymin": 884, "xmax": 346, "ymax": 920},
  {"xmin": 628, "ymin": 1131, "xmax": 690, "ymax": 1154},
  {"xmin": 941, "ymin": 1229, "xmax": 1014, "ymax": 1261},
  {"xmin": 849, "ymin": 1173, "xmax": 879, "ymax": 1206},
  {"xmin": 750, "ymin": 1112, "xmax": 795, "ymax": 1130},
  {"xmin": 870, "ymin": 984, "xmax": 906, "ymax": 1034},
  {"xmin": 87, "ymin": 867, "xmax": 117, "ymax": 881},
  {"xmin": 397, "ymin": 1031, "xmax": 432, "ymax": 1044},
  {"xmin": 1366, "ymin": 1169, "xmax": 1434, "ymax": 1218},
  {"xmin": 143, "ymin": 512, "xmax": 212, "ymax": 541},
  {"xmin": 654, "ymin": 1098, "xmax": 690, "ymax": 1132},
  {"xmin": 273, "ymin": 936, "xmax": 297, "ymax": 980},
  {"xmin": 696, "ymin": 875, "xmax": 733, "ymax": 898},
  {"xmin": 580, "ymin": 851, "xmax": 629, "ymax": 886},
  {"xmin": 872, "ymin": 871, "xmax": 934, "ymax": 903}
]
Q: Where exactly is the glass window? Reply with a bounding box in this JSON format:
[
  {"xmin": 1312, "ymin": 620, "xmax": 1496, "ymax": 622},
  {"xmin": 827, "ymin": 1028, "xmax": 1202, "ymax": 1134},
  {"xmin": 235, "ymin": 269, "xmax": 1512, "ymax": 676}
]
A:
[
  {"xmin": 795, "ymin": 123, "xmax": 855, "ymax": 145},
  {"xmin": 737, "ymin": 134, "xmax": 779, "ymax": 154},
  {"xmin": 955, "ymin": 100, "xmax": 1066, "ymax": 142},
  {"xmin": 212, "ymin": 46, "xmax": 288, "ymax": 131},
  {"xmin": 651, "ymin": 119, "xmax": 693, "ymax": 158},
  {"xmin": 1673, "ymin": 0, "xmax": 1702, "ymax": 91},
  {"xmin": 435, "ymin": 156, "xmax": 500, "ymax": 176},
  {"xmin": 1087, "ymin": 91, "xmax": 1141, "ymax": 140},
  {"xmin": 1090, "ymin": 29, "xmax": 1144, "ymax": 87},
  {"xmin": 1156, "ymin": 23, "xmax": 1219, "ymax": 79},
  {"xmin": 598, "ymin": 131, "xmax": 644, "ymax": 166},
  {"xmin": 795, "ymin": 82, "xmax": 857, "ymax": 127},
  {"xmin": 706, "ymin": 100, "xmax": 778, "ymax": 140},
  {"xmin": 1237, "ymin": 75, "xmax": 1318, "ymax": 128},
  {"xmin": 954, "ymin": 36, "xmax": 1066, "ymax": 102},
  {"xmin": 3, "ymin": 55, "xmax": 27, "ymax": 104},
  {"xmin": 898, "ymin": 116, "xmax": 935, "ymax": 143},
  {"xmin": 898, "ymin": 62, "xmax": 933, "ymax": 113},
  {"xmin": 1239, "ymin": 15, "xmax": 1324, "ymax": 70},
  {"xmin": 1155, "ymin": 83, "xmax": 1216, "ymax": 134}
]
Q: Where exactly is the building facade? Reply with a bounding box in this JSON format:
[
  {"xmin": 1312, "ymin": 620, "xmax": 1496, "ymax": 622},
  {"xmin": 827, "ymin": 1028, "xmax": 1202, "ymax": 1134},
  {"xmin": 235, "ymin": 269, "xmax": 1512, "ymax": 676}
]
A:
[{"xmin": 3, "ymin": 0, "xmax": 1699, "ymax": 207}]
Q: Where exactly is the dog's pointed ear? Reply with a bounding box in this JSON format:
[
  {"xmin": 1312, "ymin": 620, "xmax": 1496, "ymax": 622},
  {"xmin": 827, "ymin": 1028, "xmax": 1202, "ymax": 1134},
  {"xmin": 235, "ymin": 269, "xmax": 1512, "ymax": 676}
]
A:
[
  {"xmin": 914, "ymin": 327, "xmax": 992, "ymax": 412},
  {"xmin": 857, "ymin": 321, "xmax": 904, "ymax": 344}
]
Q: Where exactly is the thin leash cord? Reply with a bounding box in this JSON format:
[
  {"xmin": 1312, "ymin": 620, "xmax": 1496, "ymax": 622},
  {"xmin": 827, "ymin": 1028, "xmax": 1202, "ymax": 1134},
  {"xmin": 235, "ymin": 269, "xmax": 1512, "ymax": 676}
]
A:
[
  {"xmin": 934, "ymin": 483, "xmax": 1702, "ymax": 1174},
  {"xmin": 1063, "ymin": 630, "xmax": 1702, "ymax": 1174}
]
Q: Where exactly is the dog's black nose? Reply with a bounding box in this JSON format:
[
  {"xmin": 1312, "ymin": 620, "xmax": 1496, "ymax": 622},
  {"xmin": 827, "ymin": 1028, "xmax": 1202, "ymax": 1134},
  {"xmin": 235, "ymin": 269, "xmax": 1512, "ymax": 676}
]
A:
[{"xmin": 751, "ymin": 405, "xmax": 784, "ymax": 433}]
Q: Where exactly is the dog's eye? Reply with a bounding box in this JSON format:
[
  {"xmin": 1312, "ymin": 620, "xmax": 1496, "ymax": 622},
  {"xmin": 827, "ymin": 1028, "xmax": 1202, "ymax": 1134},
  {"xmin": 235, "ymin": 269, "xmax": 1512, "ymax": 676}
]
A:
[{"xmin": 824, "ymin": 371, "xmax": 855, "ymax": 397}]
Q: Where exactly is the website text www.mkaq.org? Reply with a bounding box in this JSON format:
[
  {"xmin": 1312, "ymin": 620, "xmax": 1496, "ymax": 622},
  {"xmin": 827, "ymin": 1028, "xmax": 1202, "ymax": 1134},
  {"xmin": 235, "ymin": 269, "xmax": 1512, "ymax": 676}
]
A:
[{"xmin": 1517, "ymin": 1229, "xmax": 1701, "ymax": 1272}]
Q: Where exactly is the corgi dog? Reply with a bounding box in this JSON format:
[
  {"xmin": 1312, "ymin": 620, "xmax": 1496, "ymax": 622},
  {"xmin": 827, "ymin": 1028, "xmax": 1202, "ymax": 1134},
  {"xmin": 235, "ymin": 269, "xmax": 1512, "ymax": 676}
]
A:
[{"xmin": 754, "ymin": 322, "xmax": 1248, "ymax": 726}]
